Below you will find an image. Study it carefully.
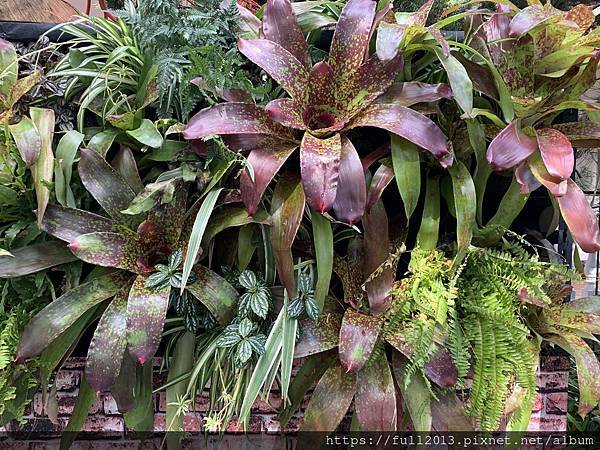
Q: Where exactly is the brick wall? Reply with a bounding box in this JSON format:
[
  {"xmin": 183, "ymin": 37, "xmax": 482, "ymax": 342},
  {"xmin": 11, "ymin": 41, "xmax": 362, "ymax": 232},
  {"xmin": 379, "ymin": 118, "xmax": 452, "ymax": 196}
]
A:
[{"xmin": 0, "ymin": 356, "xmax": 570, "ymax": 449}]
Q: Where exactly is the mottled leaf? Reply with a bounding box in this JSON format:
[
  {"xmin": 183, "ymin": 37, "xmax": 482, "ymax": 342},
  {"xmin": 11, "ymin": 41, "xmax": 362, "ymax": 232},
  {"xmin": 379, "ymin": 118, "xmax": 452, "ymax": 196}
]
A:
[
  {"xmin": 339, "ymin": 309, "xmax": 382, "ymax": 373},
  {"xmin": 552, "ymin": 122, "xmax": 600, "ymax": 148},
  {"xmin": 509, "ymin": 5, "xmax": 557, "ymax": 37},
  {"xmin": 376, "ymin": 82, "xmax": 452, "ymax": 106},
  {"xmin": 375, "ymin": 21, "xmax": 405, "ymax": 61},
  {"xmin": 42, "ymin": 204, "xmax": 115, "ymax": 243},
  {"xmin": 68, "ymin": 231, "xmax": 142, "ymax": 272},
  {"xmin": 332, "ymin": 136, "xmax": 366, "ymax": 224},
  {"xmin": 87, "ymin": 130, "xmax": 118, "ymax": 157},
  {"xmin": 265, "ymin": 98, "xmax": 305, "ymax": 129},
  {"xmin": 424, "ymin": 347, "xmax": 458, "ymax": 388},
  {"xmin": 295, "ymin": 313, "xmax": 342, "ymax": 358},
  {"xmin": 486, "ymin": 120, "xmax": 537, "ymax": 171},
  {"xmin": 111, "ymin": 146, "xmax": 144, "ymax": 194},
  {"xmin": 535, "ymin": 128, "xmax": 574, "ymax": 180},
  {"xmin": 0, "ymin": 241, "xmax": 77, "ymax": 278},
  {"xmin": 555, "ymin": 297, "xmax": 600, "ymax": 335},
  {"xmin": 0, "ymin": 38, "xmax": 17, "ymax": 99},
  {"xmin": 307, "ymin": 61, "xmax": 336, "ymax": 118},
  {"xmin": 9, "ymin": 116, "xmax": 40, "ymax": 166},
  {"xmin": 557, "ymin": 179, "xmax": 600, "ymax": 253},
  {"xmin": 431, "ymin": 391, "xmax": 473, "ymax": 431},
  {"xmin": 30, "ymin": 108, "xmax": 54, "ymax": 227},
  {"xmin": 186, "ymin": 265, "xmax": 239, "ymax": 325}
]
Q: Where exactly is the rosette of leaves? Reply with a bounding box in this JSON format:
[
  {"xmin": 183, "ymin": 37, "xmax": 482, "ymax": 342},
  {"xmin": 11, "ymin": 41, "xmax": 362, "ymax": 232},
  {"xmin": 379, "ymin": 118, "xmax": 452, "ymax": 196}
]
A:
[
  {"xmin": 184, "ymin": 0, "xmax": 453, "ymax": 225},
  {"xmin": 287, "ymin": 271, "xmax": 319, "ymax": 320},
  {"xmin": 2, "ymin": 148, "xmax": 238, "ymax": 394},
  {"xmin": 216, "ymin": 317, "xmax": 267, "ymax": 367},
  {"xmin": 237, "ymin": 270, "xmax": 272, "ymax": 320}
]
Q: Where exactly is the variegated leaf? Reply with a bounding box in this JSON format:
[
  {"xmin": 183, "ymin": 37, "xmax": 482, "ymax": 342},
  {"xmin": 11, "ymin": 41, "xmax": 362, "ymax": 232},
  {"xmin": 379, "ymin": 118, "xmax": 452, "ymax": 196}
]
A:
[
  {"xmin": 295, "ymin": 313, "xmax": 342, "ymax": 358},
  {"xmin": 68, "ymin": 231, "xmax": 143, "ymax": 273},
  {"xmin": 339, "ymin": 309, "xmax": 382, "ymax": 373},
  {"xmin": 42, "ymin": 204, "xmax": 116, "ymax": 243}
]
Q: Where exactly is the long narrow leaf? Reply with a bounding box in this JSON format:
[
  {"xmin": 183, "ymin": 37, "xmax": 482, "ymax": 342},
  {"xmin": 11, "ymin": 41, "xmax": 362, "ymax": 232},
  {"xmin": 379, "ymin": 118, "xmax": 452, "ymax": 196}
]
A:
[
  {"xmin": 30, "ymin": 108, "xmax": 55, "ymax": 226},
  {"xmin": 281, "ymin": 294, "xmax": 297, "ymax": 405},
  {"xmin": 448, "ymin": 160, "xmax": 476, "ymax": 254},
  {"xmin": 59, "ymin": 376, "xmax": 95, "ymax": 450},
  {"xmin": 391, "ymin": 134, "xmax": 421, "ymax": 220},
  {"xmin": 0, "ymin": 241, "xmax": 77, "ymax": 278},
  {"xmin": 311, "ymin": 211, "xmax": 333, "ymax": 310},
  {"xmin": 417, "ymin": 174, "xmax": 441, "ymax": 250}
]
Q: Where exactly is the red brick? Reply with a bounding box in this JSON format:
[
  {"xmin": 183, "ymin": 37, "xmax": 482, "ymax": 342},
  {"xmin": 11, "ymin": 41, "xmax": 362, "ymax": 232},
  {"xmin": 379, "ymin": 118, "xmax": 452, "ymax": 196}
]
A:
[
  {"xmin": 539, "ymin": 356, "xmax": 570, "ymax": 372},
  {"xmin": 531, "ymin": 393, "xmax": 543, "ymax": 413},
  {"xmin": 545, "ymin": 392, "xmax": 568, "ymax": 414},
  {"xmin": 78, "ymin": 416, "xmax": 124, "ymax": 434},
  {"xmin": 55, "ymin": 370, "xmax": 81, "ymax": 391},
  {"xmin": 33, "ymin": 392, "xmax": 101, "ymax": 417},
  {"xmin": 539, "ymin": 414, "xmax": 567, "ymax": 432},
  {"xmin": 252, "ymin": 392, "xmax": 282, "ymax": 413},
  {"xmin": 526, "ymin": 413, "xmax": 541, "ymax": 432},
  {"xmin": 153, "ymin": 412, "xmax": 202, "ymax": 432},
  {"xmin": 225, "ymin": 416, "xmax": 263, "ymax": 433},
  {"xmin": 537, "ymin": 371, "xmax": 569, "ymax": 391},
  {"xmin": 157, "ymin": 392, "xmax": 210, "ymax": 413}
]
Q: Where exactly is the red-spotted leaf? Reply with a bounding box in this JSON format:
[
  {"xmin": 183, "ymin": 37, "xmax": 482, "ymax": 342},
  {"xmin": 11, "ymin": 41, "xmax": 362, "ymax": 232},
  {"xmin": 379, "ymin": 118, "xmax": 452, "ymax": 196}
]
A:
[
  {"xmin": 183, "ymin": 103, "xmax": 294, "ymax": 141},
  {"xmin": 78, "ymin": 148, "xmax": 136, "ymax": 222},
  {"xmin": 339, "ymin": 309, "xmax": 382, "ymax": 373},
  {"xmin": 555, "ymin": 297, "xmax": 600, "ymax": 335},
  {"xmin": 16, "ymin": 272, "xmax": 126, "ymax": 362},
  {"xmin": 376, "ymin": 82, "xmax": 452, "ymax": 106},
  {"xmin": 270, "ymin": 173, "xmax": 305, "ymax": 297},
  {"xmin": 295, "ymin": 313, "xmax": 342, "ymax": 358},
  {"xmin": 348, "ymin": 104, "xmax": 452, "ymax": 167},
  {"xmin": 509, "ymin": 5, "xmax": 556, "ymax": 37},
  {"xmin": 265, "ymin": 98, "xmax": 305, "ymax": 129},
  {"xmin": 301, "ymin": 362, "xmax": 357, "ymax": 431},
  {"xmin": 552, "ymin": 122, "xmax": 600, "ymax": 148},
  {"xmin": 307, "ymin": 61, "xmax": 336, "ymax": 116},
  {"xmin": 0, "ymin": 241, "xmax": 77, "ymax": 278},
  {"xmin": 111, "ymin": 146, "xmax": 144, "ymax": 194},
  {"xmin": 9, "ymin": 116, "xmax": 41, "ymax": 166},
  {"xmin": 238, "ymin": 38, "xmax": 309, "ymax": 102},
  {"xmin": 300, "ymin": 132, "xmax": 342, "ymax": 213},
  {"xmin": 186, "ymin": 265, "xmax": 239, "ymax": 326},
  {"xmin": 366, "ymin": 163, "xmax": 394, "ymax": 212},
  {"xmin": 262, "ymin": 0, "xmax": 310, "ymax": 68},
  {"xmin": 68, "ymin": 231, "xmax": 141, "ymax": 272},
  {"xmin": 558, "ymin": 179, "xmax": 600, "ymax": 253},
  {"xmin": 329, "ymin": 0, "xmax": 376, "ymax": 82},
  {"xmin": 86, "ymin": 291, "xmax": 128, "ymax": 393},
  {"xmin": 148, "ymin": 185, "xmax": 188, "ymax": 248},
  {"xmin": 535, "ymin": 128, "xmax": 574, "ymax": 180},
  {"xmin": 332, "ymin": 136, "xmax": 366, "ymax": 224},
  {"xmin": 42, "ymin": 204, "xmax": 116, "ymax": 243},
  {"xmin": 126, "ymin": 275, "xmax": 170, "ymax": 364},
  {"xmin": 363, "ymin": 200, "xmax": 394, "ymax": 315},
  {"xmin": 355, "ymin": 348, "xmax": 397, "ymax": 431},
  {"xmin": 486, "ymin": 121, "xmax": 538, "ymax": 171},
  {"xmin": 515, "ymin": 162, "xmax": 542, "ymax": 194}
]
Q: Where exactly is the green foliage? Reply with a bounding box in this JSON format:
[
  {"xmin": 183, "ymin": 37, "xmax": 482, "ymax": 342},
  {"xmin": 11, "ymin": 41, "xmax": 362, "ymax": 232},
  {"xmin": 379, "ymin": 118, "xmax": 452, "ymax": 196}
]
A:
[
  {"xmin": 216, "ymin": 317, "xmax": 267, "ymax": 367},
  {"xmin": 287, "ymin": 271, "xmax": 319, "ymax": 320}
]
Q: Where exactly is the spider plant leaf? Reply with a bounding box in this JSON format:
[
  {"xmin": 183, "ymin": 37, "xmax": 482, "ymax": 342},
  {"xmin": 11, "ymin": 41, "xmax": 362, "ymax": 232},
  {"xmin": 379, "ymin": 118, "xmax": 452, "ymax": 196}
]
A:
[
  {"xmin": 9, "ymin": 116, "xmax": 41, "ymax": 166},
  {"xmin": 391, "ymin": 135, "xmax": 421, "ymax": 220},
  {"xmin": 111, "ymin": 146, "xmax": 144, "ymax": 193},
  {"xmin": 55, "ymin": 130, "xmax": 85, "ymax": 207},
  {"xmin": 0, "ymin": 38, "xmax": 17, "ymax": 99},
  {"xmin": 68, "ymin": 231, "xmax": 142, "ymax": 272},
  {"xmin": 339, "ymin": 309, "xmax": 382, "ymax": 373},
  {"xmin": 126, "ymin": 275, "xmax": 170, "ymax": 365},
  {"xmin": 486, "ymin": 120, "xmax": 537, "ymax": 171},
  {"xmin": 30, "ymin": 107, "xmax": 55, "ymax": 227},
  {"xmin": 375, "ymin": 82, "xmax": 452, "ymax": 106},
  {"xmin": 186, "ymin": 265, "xmax": 239, "ymax": 326},
  {"xmin": 87, "ymin": 129, "xmax": 118, "ymax": 158},
  {"xmin": 300, "ymin": 133, "xmax": 341, "ymax": 213},
  {"xmin": 85, "ymin": 290, "xmax": 128, "ymax": 393},
  {"xmin": 15, "ymin": 271, "xmax": 126, "ymax": 362},
  {"xmin": 448, "ymin": 160, "xmax": 476, "ymax": 254},
  {"xmin": 557, "ymin": 179, "xmax": 600, "ymax": 253},
  {"xmin": 294, "ymin": 313, "xmax": 342, "ymax": 358},
  {"xmin": 348, "ymin": 104, "xmax": 452, "ymax": 167},
  {"xmin": 270, "ymin": 173, "xmax": 305, "ymax": 297},
  {"xmin": 433, "ymin": 48, "xmax": 473, "ymax": 115},
  {"xmin": 240, "ymin": 145, "xmax": 296, "ymax": 215},
  {"xmin": 0, "ymin": 241, "xmax": 78, "ymax": 278},
  {"xmin": 535, "ymin": 128, "xmax": 574, "ymax": 180},
  {"xmin": 238, "ymin": 38, "xmax": 309, "ymax": 102},
  {"xmin": 42, "ymin": 204, "xmax": 116, "ymax": 243},
  {"xmin": 126, "ymin": 118, "xmax": 163, "ymax": 149},
  {"xmin": 262, "ymin": 0, "xmax": 311, "ymax": 68},
  {"xmin": 301, "ymin": 361, "xmax": 356, "ymax": 431},
  {"xmin": 355, "ymin": 348, "xmax": 396, "ymax": 431},
  {"xmin": 78, "ymin": 148, "xmax": 136, "ymax": 222},
  {"xmin": 365, "ymin": 163, "xmax": 394, "ymax": 212},
  {"xmin": 58, "ymin": 376, "xmax": 94, "ymax": 450},
  {"xmin": 417, "ymin": 174, "xmax": 441, "ymax": 250},
  {"xmin": 332, "ymin": 136, "xmax": 366, "ymax": 224},
  {"xmin": 264, "ymin": 98, "xmax": 305, "ymax": 129},
  {"xmin": 311, "ymin": 211, "xmax": 333, "ymax": 310}
]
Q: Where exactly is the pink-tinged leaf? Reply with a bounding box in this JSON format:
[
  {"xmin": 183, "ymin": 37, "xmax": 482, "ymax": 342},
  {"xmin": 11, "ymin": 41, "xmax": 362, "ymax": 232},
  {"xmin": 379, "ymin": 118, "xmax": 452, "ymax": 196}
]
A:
[
  {"xmin": 483, "ymin": 6, "xmax": 512, "ymax": 62},
  {"xmin": 552, "ymin": 122, "xmax": 600, "ymax": 148},
  {"xmin": 329, "ymin": 0, "xmax": 376, "ymax": 82},
  {"xmin": 270, "ymin": 173, "xmax": 305, "ymax": 297},
  {"xmin": 410, "ymin": 0, "xmax": 434, "ymax": 25},
  {"xmin": 262, "ymin": 0, "xmax": 310, "ymax": 68},
  {"xmin": 528, "ymin": 153, "xmax": 568, "ymax": 197},
  {"xmin": 301, "ymin": 362, "xmax": 357, "ymax": 431},
  {"xmin": 535, "ymin": 128, "xmax": 574, "ymax": 180},
  {"xmin": 376, "ymin": 82, "xmax": 452, "ymax": 106},
  {"xmin": 9, "ymin": 116, "xmax": 41, "ymax": 166},
  {"xmin": 375, "ymin": 21, "xmax": 405, "ymax": 62},
  {"xmin": 424, "ymin": 347, "xmax": 458, "ymax": 388},
  {"xmin": 42, "ymin": 204, "xmax": 116, "ymax": 243},
  {"xmin": 332, "ymin": 137, "xmax": 366, "ymax": 224},
  {"xmin": 509, "ymin": 5, "xmax": 556, "ymax": 37},
  {"xmin": 111, "ymin": 146, "xmax": 144, "ymax": 194},
  {"xmin": 295, "ymin": 313, "xmax": 342, "ymax": 358},
  {"xmin": 68, "ymin": 231, "xmax": 142, "ymax": 273},
  {"xmin": 300, "ymin": 133, "xmax": 342, "ymax": 213},
  {"xmin": 339, "ymin": 309, "xmax": 382, "ymax": 373},
  {"xmin": 361, "ymin": 143, "xmax": 390, "ymax": 171},
  {"xmin": 428, "ymin": 27, "xmax": 450, "ymax": 56},
  {"xmin": 16, "ymin": 272, "xmax": 127, "ymax": 362},
  {"xmin": 0, "ymin": 241, "xmax": 77, "ymax": 278},
  {"xmin": 238, "ymin": 38, "xmax": 309, "ymax": 102},
  {"xmin": 186, "ymin": 265, "xmax": 239, "ymax": 326},
  {"xmin": 307, "ymin": 61, "xmax": 336, "ymax": 116},
  {"xmin": 126, "ymin": 275, "xmax": 170, "ymax": 364},
  {"xmin": 240, "ymin": 145, "xmax": 296, "ymax": 215},
  {"xmin": 183, "ymin": 103, "xmax": 294, "ymax": 141},
  {"xmin": 265, "ymin": 98, "xmax": 305, "ymax": 129},
  {"xmin": 348, "ymin": 104, "xmax": 452, "ymax": 167},
  {"xmin": 78, "ymin": 148, "xmax": 136, "ymax": 222},
  {"xmin": 515, "ymin": 162, "xmax": 542, "ymax": 194},
  {"xmin": 558, "ymin": 179, "xmax": 600, "ymax": 253},
  {"xmin": 0, "ymin": 38, "xmax": 17, "ymax": 99},
  {"xmin": 366, "ymin": 163, "xmax": 394, "ymax": 212},
  {"xmin": 86, "ymin": 291, "xmax": 128, "ymax": 393},
  {"xmin": 363, "ymin": 200, "xmax": 394, "ymax": 315},
  {"xmin": 486, "ymin": 121, "xmax": 537, "ymax": 171},
  {"xmin": 355, "ymin": 349, "xmax": 397, "ymax": 431}
]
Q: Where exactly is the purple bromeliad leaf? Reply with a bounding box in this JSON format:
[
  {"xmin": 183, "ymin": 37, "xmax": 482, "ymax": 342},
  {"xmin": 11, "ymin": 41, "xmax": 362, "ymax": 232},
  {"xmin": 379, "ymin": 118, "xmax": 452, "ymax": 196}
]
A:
[
  {"xmin": 339, "ymin": 308, "xmax": 382, "ymax": 373},
  {"xmin": 535, "ymin": 128, "xmax": 574, "ymax": 180},
  {"xmin": 515, "ymin": 162, "xmax": 542, "ymax": 193},
  {"xmin": 265, "ymin": 98, "xmax": 305, "ymax": 129},
  {"xmin": 557, "ymin": 179, "xmax": 600, "ymax": 253},
  {"xmin": 307, "ymin": 61, "xmax": 336, "ymax": 118},
  {"xmin": 375, "ymin": 82, "xmax": 452, "ymax": 106},
  {"xmin": 332, "ymin": 136, "xmax": 366, "ymax": 225},
  {"xmin": 365, "ymin": 163, "xmax": 394, "ymax": 212},
  {"xmin": 42, "ymin": 204, "xmax": 116, "ymax": 243},
  {"xmin": 68, "ymin": 231, "xmax": 143, "ymax": 273},
  {"xmin": 528, "ymin": 153, "xmax": 568, "ymax": 197},
  {"xmin": 294, "ymin": 313, "xmax": 342, "ymax": 358},
  {"xmin": 486, "ymin": 120, "xmax": 537, "ymax": 171}
]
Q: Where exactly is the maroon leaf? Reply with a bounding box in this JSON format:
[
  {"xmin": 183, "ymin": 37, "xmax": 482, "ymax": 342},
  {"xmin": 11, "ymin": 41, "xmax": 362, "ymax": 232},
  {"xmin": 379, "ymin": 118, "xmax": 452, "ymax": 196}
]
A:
[
  {"xmin": 362, "ymin": 200, "xmax": 394, "ymax": 315},
  {"xmin": 238, "ymin": 38, "xmax": 309, "ymax": 102},
  {"xmin": 307, "ymin": 61, "xmax": 336, "ymax": 116},
  {"xmin": 183, "ymin": 103, "xmax": 294, "ymax": 141},
  {"xmin": 483, "ymin": 5, "xmax": 512, "ymax": 62},
  {"xmin": 355, "ymin": 349, "xmax": 397, "ymax": 431},
  {"xmin": 86, "ymin": 291, "xmax": 128, "ymax": 393},
  {"xmin": 332, "ymin": 136, "xmax": 366, "ymax": 224},
  {"xmin": 535, "ymin": 128, "xmax": 574, "ymax": 180},
  {"xmin": 0, "ymin": 241, "xmax": 78, "ymax": 278},
  {"xmin": 42, "ymin": 204, "xmax": 115, "ymax": 243},
  {"xmin": 557, "ymin": 179, "xmax": 600, "ymax": 253},
  {"xmin": 111, "ymin": 146, "xmax": 143, "ymax": 194},
  {"xmin": 265, "ymin": 98, "xmax": 305, "ymax": 129},
  {"xmin": 9, "ymin": 116, "xmax": 41, "ymax": 166},
  {"xmin": 126, "ymin": 275, "xmax": 170, "ymax": 364},
  {"xmin": 366, "ymin": 163, "xmax": 394, "ymax": 212},
  {"xmin": 431, "ymin": 391, "xmax": 473, "ymax": 431},
  {"xmin": 300, "ymin": 132, "xmax": 342, "ymax": 213},
  {"xmin": 424, "ymin": 347, "xmax": 458, "ymax": 388},
  {"xmin": 78, "ymin": 148, "xmax": 136, "ymax": 222},
  {"xmin": 347, "ymin": 104, "xmax": 452, "ymax": 167},
  {"xmin": 376, "ymin": 82, "xmax": 452, "ymax": 106},
  {"xmin": 240, "ymin": 145, "xmax": 296, "ymax": 215},
  {"xmin": 295, "ymin": 313, "xmax": 342, "ymax": 358},
  {"xmin": 339, "ymin": 309, "xmax": 382, "ymax": 373},
  {"xmin": 361, "ymin": 143, "xmax": 390, "ymax": 171},
  {"xmin": 301, "ymin": 362, "xmax": 357, "ymax": 431},
  {"xmin": 515, "ymin": 162, "xmax": 541, "ymax": 194},
  {"xmin": 68, "ymin": 231, "xmax": 142, "ymax": 273},
  {"xmin": 270, "ymin": 173, "xmax": 305, "ymax": 297},
  {"xmin": 262, "ymin": 0, "xmax": 310, "ymax": 68},
  {"xmin": 148, "ymin": 185, "xmax": 188, "ymax": 248},
  {"xmin": 486, "ymin": 121, "xmax": 537, "ymax": 171},
  {"xmin": 186, "ymin": 265, "xmax": 239, "ymax": 326}
]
